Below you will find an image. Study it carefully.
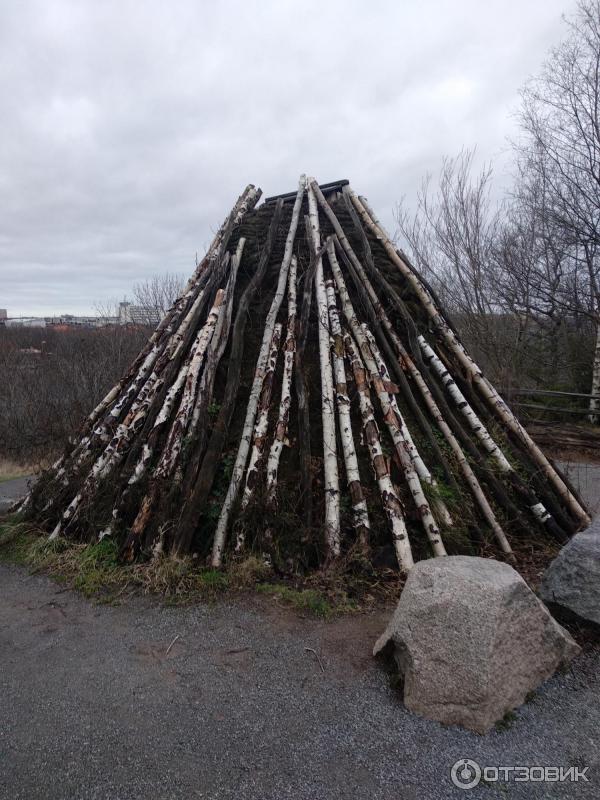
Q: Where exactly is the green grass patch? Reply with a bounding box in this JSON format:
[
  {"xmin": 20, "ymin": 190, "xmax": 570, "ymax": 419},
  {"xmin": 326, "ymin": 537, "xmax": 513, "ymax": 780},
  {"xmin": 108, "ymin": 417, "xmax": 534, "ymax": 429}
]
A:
[
  {"xmin": 0, "ymin": 517, "xmax": 393, "ymax": 614},
  {"xmin": 256, "ymin": 583, "xmax": 334, "ymax": 618},
  {"xmin": 0, "ymin": 518, "xmax": 231, "ymax": 603}
]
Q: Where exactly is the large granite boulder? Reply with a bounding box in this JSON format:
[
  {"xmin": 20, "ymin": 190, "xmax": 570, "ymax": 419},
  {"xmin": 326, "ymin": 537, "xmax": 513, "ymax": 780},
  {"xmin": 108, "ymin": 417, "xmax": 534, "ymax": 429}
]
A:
[
  {"xmin": 374, "ymin": 556, "xmax": 579, "ymax": 734},
  {"xmin": 540, "ymin": 522, "xmax": 600, "ymax": 625}
]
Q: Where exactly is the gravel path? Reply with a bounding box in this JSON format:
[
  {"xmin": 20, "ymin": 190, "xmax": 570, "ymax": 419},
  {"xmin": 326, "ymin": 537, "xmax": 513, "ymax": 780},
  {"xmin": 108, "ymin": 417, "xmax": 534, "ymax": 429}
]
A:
[
  {"xmin": 0, "ymin": 475, "xmax": 32, "ymax": 512},
  {"xmin": 0, "ymin": 563, "xmax": 598, "ymax": 800},
  {"xmin": 557, "ymin": 460, "xmax": 600, "ymax": 516},
  {"xmin": 1, "ymin": 462, "xmax": 599, "ymax": 798}
]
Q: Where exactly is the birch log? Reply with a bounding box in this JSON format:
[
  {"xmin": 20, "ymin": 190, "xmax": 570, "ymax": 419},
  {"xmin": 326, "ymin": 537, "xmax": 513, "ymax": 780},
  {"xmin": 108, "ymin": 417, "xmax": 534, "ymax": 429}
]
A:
[
  {"xmin": 589, "ymin": 320, "xmax": 600, "ymax": 424},
  {"xmin": 344, "ymin": 333, "xmax": 414, "ymax": 571},
  {"xmin": 327, "ymin": 197, "xmax": 513, "ymax": 550},
  {"xmin": 105, "ymin": 276, "xmax": 236, "ymax": 548},
  {"xmin": 180, "ymin": 238, "xmax": 246, "ymax": 500},
  {"xmin": 364, "ymin": 328, "xmax": 453, "ymax": 528},
  {"xmin": 190, "ymin": 239, "xmax": 245, "ymax": 438},
  {"xmin": 124, "ymin": 292, "xmax": 226, "ymax": 550},
  {"xmin": 326, "ymin": 238, "xmax": 446, "ymax": 557},
  {"xmin": 348, "ymin": 187, "xmax": 590, "ymax": 527},
  {"xmin": 295, "ymin": 220, "xmax": 319, "ymax": 529},
  {"xmin": 266, "ymin": 256, "xmax": 297, "ymax": 504},
  {"xmin": 241, "ymin": 322, "xmax": 283, "ymax": 513},
  {"xmin": 335, "ymin": 195, "xmax": 558, "ymax": 536},
  {"xmin": 211, "ymin": 179, "xmax": 305, "ymax": 566},
  {"xmin": 379, "ymin": 325, "xmax": 514, "ymax": 553},
  {"xmin": 129, "ymin": 289, "xmax": 226, "ymax": 492},
  {"xmin": 325, "ymin": 280, "xmax": 370, "ymax": 544},
  {"xmin": 307, "ymin": 179, "xmax": 340, "ymax": 557},
  {"xmin": 418, "ymin": 335, "xmax": 513, "ymax": 472}
]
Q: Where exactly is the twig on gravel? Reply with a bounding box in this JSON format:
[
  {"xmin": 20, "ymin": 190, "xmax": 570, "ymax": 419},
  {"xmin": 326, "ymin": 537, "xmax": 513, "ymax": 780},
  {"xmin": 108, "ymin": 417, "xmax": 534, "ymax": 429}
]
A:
[
  {"xmin": 305, "ymin": 647, "xmax": 325, "ymax": 673},
  {"xmin": 166, "ymin": 635, "xmax": 180, "ymax": 656}
]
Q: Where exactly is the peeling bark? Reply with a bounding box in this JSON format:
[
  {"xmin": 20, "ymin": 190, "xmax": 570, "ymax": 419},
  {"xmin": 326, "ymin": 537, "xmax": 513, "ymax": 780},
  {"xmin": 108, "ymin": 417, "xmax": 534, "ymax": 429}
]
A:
[
  {"xmin": 589, "ymin": 321, "xmax": 600, "ymax": 424},
  {"xmin": 307, "ymin": 179, "xmax": 340, "ymax": 557},
  {"xmin": 364, "ymin": 328, "xmax": 453, "ymax": 529},
  {"xmin": 325, "ymin": 280, "xmax": 370, "ymax": 545},
  {"xmin": 241, "ymin": 322, "xmax": 283, "ymax": 514},
  {"xmin": 266, "ymin": 257, "xmax": 298, "ymax": 504},
  {"xmin": 327, "ymin": 238, "xmax": 445, "ymax": 557},
  {"xmin": 344, "ymin": 333, "xmax": 414, "ymax": 571}
]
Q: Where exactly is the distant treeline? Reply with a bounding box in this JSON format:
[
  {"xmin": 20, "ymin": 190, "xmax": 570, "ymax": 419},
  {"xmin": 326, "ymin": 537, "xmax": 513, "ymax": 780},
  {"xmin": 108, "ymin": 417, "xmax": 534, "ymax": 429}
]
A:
[{"xmin": 0, "ymin": 326, "xmax": 148, "ymax": 464}]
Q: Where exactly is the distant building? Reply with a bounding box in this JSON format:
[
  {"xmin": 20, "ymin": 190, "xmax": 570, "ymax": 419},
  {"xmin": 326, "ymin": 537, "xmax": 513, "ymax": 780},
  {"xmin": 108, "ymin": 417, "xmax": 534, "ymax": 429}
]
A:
[
  {"xmin": 4, "ymin": 317, "xmax": 46, "ymax": 328},
  {"xmin": 1, "ymin": 303, "xmax": 162, "ymax": 330},
  {"xmin": 45, "ymin": 314, "xmax": 110, "ymax": 328}
]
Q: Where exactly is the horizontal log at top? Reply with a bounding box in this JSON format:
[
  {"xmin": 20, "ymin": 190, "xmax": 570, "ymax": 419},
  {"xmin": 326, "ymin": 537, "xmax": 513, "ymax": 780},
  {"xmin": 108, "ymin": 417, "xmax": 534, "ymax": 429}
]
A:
[{"xmin": 263, "ymin": 179, "xmax": 348, "ymax": 204}]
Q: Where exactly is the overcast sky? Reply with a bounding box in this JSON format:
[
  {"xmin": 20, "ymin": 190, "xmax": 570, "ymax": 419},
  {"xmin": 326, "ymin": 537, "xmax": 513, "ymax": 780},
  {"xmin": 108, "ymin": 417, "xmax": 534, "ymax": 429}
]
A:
[{"xmin": 0, "ymin": 0, "xmax": 577, "ymax": 317}]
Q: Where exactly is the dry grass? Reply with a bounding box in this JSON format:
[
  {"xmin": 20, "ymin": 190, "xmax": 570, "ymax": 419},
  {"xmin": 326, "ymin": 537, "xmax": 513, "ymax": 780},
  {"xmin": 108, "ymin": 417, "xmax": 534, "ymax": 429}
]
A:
[
  {"xmin": 0, "ymin": 519, "xmax": 352, "ymax": 613},
  {"xmin": 0, "ymin": 514, "xmax": 561, "ymax": 617},
  {"xmin": 0, "ymin": 458, "xmax": 39, "ymax": 483}
]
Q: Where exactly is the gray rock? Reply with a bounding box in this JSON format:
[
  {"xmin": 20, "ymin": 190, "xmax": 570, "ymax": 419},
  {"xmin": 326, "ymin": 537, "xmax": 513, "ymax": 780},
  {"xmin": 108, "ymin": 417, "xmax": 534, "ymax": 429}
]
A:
[
  {"xmin": 540, "ymin": 521, "xmax": 600, "ymax": 625},
  {"xmin": 374, "ymin": 556, "xmax": 580, "ymax": 734}
]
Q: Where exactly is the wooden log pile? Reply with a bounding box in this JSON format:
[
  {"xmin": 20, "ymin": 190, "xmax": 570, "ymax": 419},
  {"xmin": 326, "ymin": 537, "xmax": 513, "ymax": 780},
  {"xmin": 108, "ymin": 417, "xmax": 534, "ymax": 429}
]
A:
[{"xmin": 21, "ymin": 176, "xmax": 591, "ymax": 573}]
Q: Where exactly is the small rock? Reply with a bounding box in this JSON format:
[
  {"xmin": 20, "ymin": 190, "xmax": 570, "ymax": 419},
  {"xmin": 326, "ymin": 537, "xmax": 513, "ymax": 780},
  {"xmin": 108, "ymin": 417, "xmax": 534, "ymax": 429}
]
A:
[
  {"xmin": 374, "ymin": 556, "xmax": 579, "ymax": 734},
  {"xmin": 540, "ymin": 521, "xmax": 600, "ymax": 626}
]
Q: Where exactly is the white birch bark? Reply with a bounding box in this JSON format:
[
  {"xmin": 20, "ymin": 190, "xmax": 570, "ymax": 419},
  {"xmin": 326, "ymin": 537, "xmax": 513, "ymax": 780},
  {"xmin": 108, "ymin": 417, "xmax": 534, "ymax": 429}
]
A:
[
  {"xmin": 363, "ymin": 327, "xmax": 453, "ymax": 528},
  {"xmin": 418, "ymin": 335, "xmax": 513, "ymax": 473},
  {"xmin": 211, "ymin": 176, "xmax": 306, "ymax": 566},
  {"xmin": 344, "ymin": 333, "xmax": 414, "ymax": 571},
  {"xmin": 378, "ymin": 317, "xmax": 513, "ymax": 553},
  {"xmin": 190, "ymin": 238, "xmax": 245, "ymax": 434},
  {"xmin": 327, "ymin": 239, "xmax": 445, "ymax": 557},
  {"xmin": 326, "ymin": 281, "xmax": 370, "ymax": 543},
  {"xmin": 348, "ymin": 187, "xmax": 590, "ymax": 527},
  {"xmin": 589, "ymin": 321, "xmax": 600, "ymax": 424},
  {"xmin": 153, "ymin": 289, "xmax": 225, "ymax": 481},
  {"xmin": 50, "ymin": 366, "xmax": 168, "ymax": 539},
  {"xmin": 266, "ymin": 256, "xmax": 297, "ymax": 503},
  {"xmin": 307, "ymin": 180, "xmax": 341, "ymax": 557},
  {"xmin": 51, "ymin": 273, "xmax": 224, "ymax": 538},
  {"xmin": 309, "ymin": 181, "xmax": 452, "ymax": 533},
  {"xmin": 239, "ymin": 322, "xmax": 283, "ymax": 520},
  {"xmin": 102, "ymin": 241, "xmax": 247, "ymax": 542},
  {"xmin": 126, "ymin": 291, "xmax": 227, "ymax": 540},
  {"xmin": 419, "ymin": 335, "xmax": 549, "ymax": 542},
  {"xmin": 258, "ymin": 180, "xmax": 506, "ymax": 553}
]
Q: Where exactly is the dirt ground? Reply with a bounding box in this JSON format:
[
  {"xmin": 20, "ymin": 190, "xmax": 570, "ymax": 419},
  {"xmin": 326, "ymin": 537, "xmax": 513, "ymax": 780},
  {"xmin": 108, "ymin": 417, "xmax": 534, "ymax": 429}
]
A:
[
  {"xmin": 1, "ymin": 460, "xmax": 599, "ymax": 799},
  {"xmin": 1, "ymin": 562, "xmax": 599, "ymax": 800}
]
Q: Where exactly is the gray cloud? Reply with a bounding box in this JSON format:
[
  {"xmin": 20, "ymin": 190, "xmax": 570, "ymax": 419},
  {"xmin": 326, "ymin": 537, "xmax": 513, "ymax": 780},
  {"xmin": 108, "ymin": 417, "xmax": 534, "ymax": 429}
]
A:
[{"xmin": 0, "ymin": 0, "xmax": 576, "ymax": 315}]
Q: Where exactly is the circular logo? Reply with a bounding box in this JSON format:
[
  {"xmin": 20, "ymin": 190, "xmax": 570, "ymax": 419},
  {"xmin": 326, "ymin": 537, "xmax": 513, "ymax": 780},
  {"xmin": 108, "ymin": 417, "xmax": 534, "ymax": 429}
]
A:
[{"xmin": 451, "ymin": 759, "xmax": 482, "ymax": 790}]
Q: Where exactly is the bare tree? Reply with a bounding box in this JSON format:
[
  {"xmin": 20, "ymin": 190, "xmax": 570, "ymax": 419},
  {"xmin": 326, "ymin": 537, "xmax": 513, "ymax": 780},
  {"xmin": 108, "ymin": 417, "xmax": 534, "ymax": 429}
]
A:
[
  {"xmin": 517, "ymin": 0, "xmax": 600, "ymax": 418},
  {"xmin": 132, "ymin": 272, "xmax": 186, "ymax": 326},
  {"xmin": 396, "ymin": 149, "xmax": 505, "ymax": 375}
]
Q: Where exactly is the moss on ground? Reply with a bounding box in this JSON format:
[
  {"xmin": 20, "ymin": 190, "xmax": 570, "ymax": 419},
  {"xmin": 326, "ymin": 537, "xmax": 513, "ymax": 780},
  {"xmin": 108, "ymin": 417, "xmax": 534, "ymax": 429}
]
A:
[{"xmin": 256, "ymin": 583, "xmax": 336, "ymax": 618}]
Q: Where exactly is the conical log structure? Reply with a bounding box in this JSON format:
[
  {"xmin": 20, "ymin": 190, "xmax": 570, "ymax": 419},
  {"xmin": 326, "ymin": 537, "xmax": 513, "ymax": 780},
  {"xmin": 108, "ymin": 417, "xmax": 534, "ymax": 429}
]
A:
[{"xmin": 20, "ymin": 176, "xmax": 591, "ymax": 573}]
